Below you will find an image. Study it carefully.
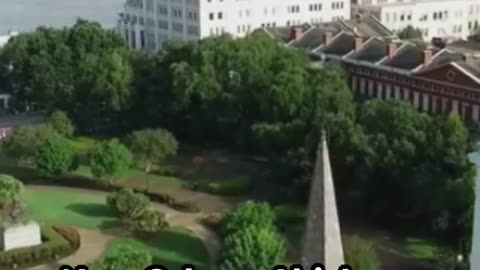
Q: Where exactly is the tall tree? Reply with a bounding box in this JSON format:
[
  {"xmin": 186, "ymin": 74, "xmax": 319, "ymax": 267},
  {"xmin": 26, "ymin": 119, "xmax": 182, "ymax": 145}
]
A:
[{"xmin": 90, "ymin": 139, "xmax": 133, "ymax": 185}]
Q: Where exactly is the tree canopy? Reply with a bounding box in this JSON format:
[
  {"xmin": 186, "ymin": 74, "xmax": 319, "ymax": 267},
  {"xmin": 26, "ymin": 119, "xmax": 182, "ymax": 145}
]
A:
[
  {"xmin": 34, "ymin": 133, "xmax": 77, "ymax": 176},
  {"xmin": 397, "ymin": 25, "xmax": 424, "ymax": 40},
  {"xmin": 90, "ymin": 139, "xmax": 133, "ymax": 184}
]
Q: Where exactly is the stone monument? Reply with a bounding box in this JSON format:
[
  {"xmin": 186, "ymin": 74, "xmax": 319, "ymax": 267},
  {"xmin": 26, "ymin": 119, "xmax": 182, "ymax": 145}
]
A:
[
  {"xmin": 301, "ymin": 133, "xmax": 344, "ymax": 269},
  {"xmin": 0, "ymin": 175, "xmax": 42, "ymax": 251},
  {"xmin": 0, "ymin": 221, "xmax": 42, "ymax": 251}
]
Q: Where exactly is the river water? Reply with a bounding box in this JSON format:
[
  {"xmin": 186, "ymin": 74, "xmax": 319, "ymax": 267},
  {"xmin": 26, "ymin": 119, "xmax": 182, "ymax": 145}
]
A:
[{"xmin": 0, "ymin": 0, "xmax": 124, "ymax": 34}]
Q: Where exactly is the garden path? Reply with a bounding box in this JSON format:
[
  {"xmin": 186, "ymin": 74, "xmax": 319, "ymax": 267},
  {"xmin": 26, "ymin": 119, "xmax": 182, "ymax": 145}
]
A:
[{"xmin": 25, "ymin": 185, "xmax": 223, "ymax": 270}]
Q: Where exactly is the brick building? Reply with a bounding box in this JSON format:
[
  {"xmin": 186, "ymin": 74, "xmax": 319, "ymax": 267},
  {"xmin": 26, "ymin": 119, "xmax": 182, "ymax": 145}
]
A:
[{"xmin": 262, "ymin": 20, "xmax": 480, "ymax": 122}]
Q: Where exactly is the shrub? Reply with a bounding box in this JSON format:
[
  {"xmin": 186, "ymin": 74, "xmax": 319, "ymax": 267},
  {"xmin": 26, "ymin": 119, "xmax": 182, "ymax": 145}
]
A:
[
  {"xmin": 53, "ymin": 225, "xmax": 81, "ymax": 249},
  {"xmin": 95, "ymin": 245, "xmax": 152, "ymax": 270},
  {"xmin": 134, "ymin": 208, "xmax": 169, "ymax": 234},
  {"xmin": 90, "ymin": 139, "xmax": 133, "ymax": 185},
  {"xmin": 144, "ymin": 190, "xmax": 200, "ymax": 213},
  {"xmin": 107, "ymin": 188, "xmax": 150, "ymax": 220},
  {"xmin": 344, "ymin": 236, "xmax": 381, "ymax": 270},
  {"xmin": 204, "ymin": 177, "xmax": 253, "ymax": 196},
  {"xmin": 222, "ymin": 201, "xmax": 276, "ymax": 237},
  {"xmin": 274, "ymin": 203, "xmax": 306, "ymax": 224},
  {"xmin": 2, "ymin": 124, "xmax": 56, "ymax": 163},
  {"xmin": 48, "ymin": 110, "xmax": 75, "ymax": 137},
  {"xmin": 0, "ymin": 225, "xmax": 78, "ymax": 269},
  {"xmin": 219, "ymin": 225, "xmax": 286, "ymax": 270},
  {"xmin": 34, "ymin": 134, "xmax": 77, "ymax": 176}
]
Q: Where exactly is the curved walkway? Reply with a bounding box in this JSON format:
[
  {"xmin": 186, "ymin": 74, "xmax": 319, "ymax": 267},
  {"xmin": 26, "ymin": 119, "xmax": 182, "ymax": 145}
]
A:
[{"xmin": 26, "ymin": 185, "xmax": 222, "ymax": 270}]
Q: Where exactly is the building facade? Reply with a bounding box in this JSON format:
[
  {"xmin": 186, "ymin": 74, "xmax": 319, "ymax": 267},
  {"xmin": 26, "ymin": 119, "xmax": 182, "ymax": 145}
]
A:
[
  {"xmin": 117, "ymin": 0, "xmax": 351, "ymax": 50},
  {"xmin": 354, "ymin": 0, "xmax": 480, "ymax": 41},
  {"xmin": 262, "ymin": 22, "xmax": 480, "ymax": 122}
]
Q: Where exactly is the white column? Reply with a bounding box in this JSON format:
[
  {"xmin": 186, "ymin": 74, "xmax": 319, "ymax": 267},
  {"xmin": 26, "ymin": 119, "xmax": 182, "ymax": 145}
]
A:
[
  {"xmin": 470, "ymin": 154, "xmax": 480, "ymax": 270},
  {"xmin": 360, "ymin": 78, "xmax": 366, "ymax": 95},
  {"xmin": 452, "ymin": 100, "xmax": 459, "ymax": 115},
  {"xmin": 377, "ymin": 83, "xmax": 383, "ymax": 99},
  {"xmin": 351, "ymin": 76, "xmax": 357, "ymax": 92},
  {"xmin": 473, "ymin": 105, "xmax": 479, "ymax": 122},
  {"xmin": 413, "ymin": 92, "xmax": 420, "ymax": 108},
  {"xmin": 385, "ymin": 84, "xmax": 392, "ymax": 100},
  {"xmin": 403, "ymin": 88, "xmax": 410, "ymax": 101},
  {"xmin": 368, "ymin": 80, "xmax": 374, "ymax": 97},
  {"xmin": 422, "ymin": 93, "xmax": 429, "ymax": 111},
  {"xmin": 431, "ymin": 96, "xmax": 437, "ymax": 113},
  {"xmin": 394, "ymin": 86, "xmax": 401, "ymax": 100}
]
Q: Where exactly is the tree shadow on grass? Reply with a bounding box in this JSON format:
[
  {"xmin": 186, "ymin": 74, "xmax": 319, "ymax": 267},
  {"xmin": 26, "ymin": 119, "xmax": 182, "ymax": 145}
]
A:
[{"xmin": 66, "ymin": 203, "xmax": 116, "ymax": 218}]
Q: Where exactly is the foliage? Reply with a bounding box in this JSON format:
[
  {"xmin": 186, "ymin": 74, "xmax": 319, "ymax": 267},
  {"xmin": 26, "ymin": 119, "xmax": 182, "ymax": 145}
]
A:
[
  {"xmin": 0, "ymin": 20, "xmax": 132, "ymax": 132},
  {"xmin": 2, "ymin": 124, "xmax": 56, "ymax": 163},
  {"xmin": 203, "ymin": 177, "xmax": 253, "ymax": 196},
  {"xmin": 0, "ymin": 174, "xmax": 23, "ymax": 207},
  {"xmin": 221, "ymin": 201, "xmax": 276, "ymax": 237},
  {"xmin": 0, "ymin": 225, "xmax": 78, "ymax": 269},
  {"xmin": 106, "ymin": 188, "xmax": 150, "ymax": 220},
  {"xmin": 219, "ymin": 225, "xmax": 286, "ymax": 270},
  {"xmin": 90, "ymin": 139, "xmax": 133, "ymax": 184},
  {"xmin": 48, "ymin": 110, "xmax": 75, "ymax": 137},
  {"xmin": 344, "ymin": 236, "xmax": 381, "ymax": 270},
  {"xmin": 398, "ymin": 25, "xmax": 424, "ymax": 40},
  {"xmin": 273, "ymin": 203, "xmax": 306, "ymax": 224},
  {"xmin": 133, "ymin": 207, "xmax": 169, "ymax": 233},
  {"xmin": 34, "ymin": 134, "xmax": 77, "ymax": 176},
  {"xmin": 95, "ymin": 245, "xmax": 152, "ymax": 270},
  {"xmin": 127, "ymin": 128, "xmax": 178, "ymax": 173},
  {"xmin": 354, "ymin": 101, "xmax": 475, "ymax": 238},
  {"xmin": 53, "ymin": 225, "xmax": 81, "ymax": 249}
]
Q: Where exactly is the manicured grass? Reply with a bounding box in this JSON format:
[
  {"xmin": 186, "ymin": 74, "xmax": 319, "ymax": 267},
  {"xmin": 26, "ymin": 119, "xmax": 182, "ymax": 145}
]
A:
[
  {"xmin": 23, "ymin": 188, "xmax": 116, "ymax": 230},
  {"xmin": 106, "ymin": 226, "xmax": 209, "ymax": 270},
  {"xmin": 70, "ymin": 136, "xmax": 99, "ymax": 154},
  {"xmin": 395, "ymin": 236, "xmax": 443, "ymax": 259}
]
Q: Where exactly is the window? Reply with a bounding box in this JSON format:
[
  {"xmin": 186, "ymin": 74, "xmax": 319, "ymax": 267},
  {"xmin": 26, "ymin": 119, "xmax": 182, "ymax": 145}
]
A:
[
  {"xmin": 407, "ymin": 14, "xmax": 411, "ymax": 20},
  {"xmin": 340, "ymin": 2, "xmax": 344, "ymax": 8},
  {"xmin": 209, "ymin": 13, "xmax": 214, "ymax": 20},
  {"xmin": 187, "ymin": 25, "xmax": 199, "ymax": 35},
  {"xmin": 218, "ymin": 12, "xmax": 223, "ymax": 19},
  {"xmin": 238, "ymin": 25, "xmax": 241, "ymax": 33},
  {"xmin": 172, "ymin": 22, "xmax": 183, "ymax": 33},
  {"xmin": 433, "ymin": 12, "xmax": 437, "ymax": 20},
  {"xmin": 400, "ymin": 14, "xmax": 404, "ymax": 21},
  {"xmin": 158, "ymin": 19, "xmax": 168, "ymax": 29}
]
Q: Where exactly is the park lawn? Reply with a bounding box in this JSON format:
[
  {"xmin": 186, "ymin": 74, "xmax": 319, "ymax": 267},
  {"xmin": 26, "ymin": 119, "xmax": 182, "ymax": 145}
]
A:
[
  {"xmin": 70, "ymin": 136, "xmax": 99, "ymax": 155},
  {"xmin": 23, "ymin": 188, "xmax": 116, "ymax": 230},
  {"xmin": 106, "ymin": 227, "xmax": 210, "ymax": 270},
  {"xmin": 395, "ymin": 235, "xmax": 449, "ymax": 259}
]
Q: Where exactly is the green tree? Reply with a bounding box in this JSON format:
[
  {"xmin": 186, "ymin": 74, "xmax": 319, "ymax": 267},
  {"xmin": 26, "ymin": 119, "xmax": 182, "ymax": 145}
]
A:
[
  {"xmin": 48, "ymin": 110, "xmax": 75, "ymax": 137},
  {"xmin": 0, "ymin": 175, "xmax": 23, "ymax": 207},
  {"xmin": 127, "ymin": 128, "xmax": 178, "ymax": 174},
  {"xmin": 134, "ymin": 207, "xmax": 168, "ymax": 233},
  {"xmin": 397, "ymin": 25, "xmax": 424, "ymax": 40},
  {"xmin": 219, "ymin": 226, "xmax": 286, "ymax": 270},
  {"xmin": 95, "ymin": 245, "xmax": 152, "ymax": 270},
  {"xmin": 106, "ymin": 188, "xmax": 150, "ymax": 220},
  {"xmin": 0, "ymin": 20, "xmax": 132, "ymax": 132},
  {"xmin": 221, "ymin": 201, "xmax": 276, "ymax": 237},
  {"xmin": 90, "ymin": 139, "xmax": 132, "ymax": 185},
  {"xmin": 2, "ymin": 124, "xmax": 56, "ymax": 163},
  {"xmin": 34, "ymin": 134, "xmax": 77, "ymax": 176}
]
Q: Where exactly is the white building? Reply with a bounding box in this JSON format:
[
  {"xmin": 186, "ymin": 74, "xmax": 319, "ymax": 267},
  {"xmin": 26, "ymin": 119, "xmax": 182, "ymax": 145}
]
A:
[
  {"xmin": 354, "ymin": 0, "xmax": 480, "ymax": 41},
  {"xmin": 117, "ymin": 0, "xmax": 351, "ymax": 50}
]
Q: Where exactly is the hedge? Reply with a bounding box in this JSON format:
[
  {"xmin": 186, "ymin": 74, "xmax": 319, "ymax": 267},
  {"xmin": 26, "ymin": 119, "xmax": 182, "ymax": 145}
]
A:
[
  {"xmin": 274, "ymin": 203, "xmax": 306, "ymax": 224},
  {"xmin": 191, "ymin": 177, "xmax": 253, "ymax": 196},
  {"xmin": 29, "ymin": 175, "xmax": 201, "ymax": 213},
  {"xmin": 0, "ymin": 225, "xmax": 80, "ymax": 269}
]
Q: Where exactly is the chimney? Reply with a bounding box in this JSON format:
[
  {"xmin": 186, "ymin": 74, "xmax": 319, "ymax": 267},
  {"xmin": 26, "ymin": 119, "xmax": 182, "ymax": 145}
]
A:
[
  {"xmin": 324, "ymin": 32, "xmax": 333, "ymax": 46},
  {"xmin": 291, "ymin": 27, "xmax": 303, "ymax": 41},
  {"xmin": 354, "ymin": 37, "xmax": 363, "ymax": 51},
  {"xmin": 422, "ymin": 50, "xmax": 433, "ymax": 66},
  {"xmin": 386, "ymin": 43, "xmax": 397, "ymax": 58}
]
